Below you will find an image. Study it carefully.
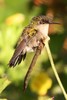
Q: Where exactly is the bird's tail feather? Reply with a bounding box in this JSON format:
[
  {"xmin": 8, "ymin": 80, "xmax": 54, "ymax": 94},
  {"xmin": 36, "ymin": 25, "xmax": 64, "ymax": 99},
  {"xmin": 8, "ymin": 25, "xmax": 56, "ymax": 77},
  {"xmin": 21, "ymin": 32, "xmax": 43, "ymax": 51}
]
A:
[
  {"xmin": 8, "ymin": 39, "xmax": 26, "ymax": 67},
  {"xmin": 9, "ymin": 53, "xmax": 26, "ymax": 67}
]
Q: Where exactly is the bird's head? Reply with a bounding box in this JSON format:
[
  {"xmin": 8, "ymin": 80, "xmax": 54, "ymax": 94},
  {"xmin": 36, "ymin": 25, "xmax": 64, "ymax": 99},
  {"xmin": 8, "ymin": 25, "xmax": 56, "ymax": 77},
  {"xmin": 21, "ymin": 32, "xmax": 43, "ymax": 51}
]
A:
[{"xmin": 30, "ymin": 15, "xmax": 60, "ymax": 26}]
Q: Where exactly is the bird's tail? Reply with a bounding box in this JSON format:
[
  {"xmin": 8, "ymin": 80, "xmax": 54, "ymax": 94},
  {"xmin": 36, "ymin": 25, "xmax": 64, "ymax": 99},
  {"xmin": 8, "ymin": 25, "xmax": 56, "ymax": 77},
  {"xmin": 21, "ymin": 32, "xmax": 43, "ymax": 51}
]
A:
[{"xmin": 8, "ymin": 39, "xmax": 26, "ymax": 67}]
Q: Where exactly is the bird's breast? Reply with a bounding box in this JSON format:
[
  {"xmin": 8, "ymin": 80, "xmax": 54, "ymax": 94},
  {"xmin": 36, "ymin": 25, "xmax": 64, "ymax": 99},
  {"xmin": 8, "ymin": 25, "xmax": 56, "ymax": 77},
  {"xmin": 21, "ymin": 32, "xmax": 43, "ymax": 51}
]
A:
[{"xmin": 36, "ymin": 24, "xmax": 49, "ymax": 38}]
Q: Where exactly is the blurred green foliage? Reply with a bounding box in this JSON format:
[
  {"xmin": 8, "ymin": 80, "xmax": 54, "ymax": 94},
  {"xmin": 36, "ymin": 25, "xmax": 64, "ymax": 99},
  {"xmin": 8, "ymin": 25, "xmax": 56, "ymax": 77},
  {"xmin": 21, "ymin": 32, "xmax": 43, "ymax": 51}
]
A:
[{"xmin": 0, "ymin": 0, "xmax": 67, "ymax": 100}]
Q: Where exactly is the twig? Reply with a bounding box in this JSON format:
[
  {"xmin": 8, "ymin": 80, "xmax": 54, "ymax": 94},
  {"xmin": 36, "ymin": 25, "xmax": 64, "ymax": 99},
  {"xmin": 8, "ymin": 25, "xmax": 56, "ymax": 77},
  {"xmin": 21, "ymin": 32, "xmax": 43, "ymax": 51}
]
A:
[
  {"xmin": 23, "ymin": 42, "xmax": 44, "ymax": 91},
  {"xmin": 45, "ymin": 37, "xmax": 67, "ymax": 100}
]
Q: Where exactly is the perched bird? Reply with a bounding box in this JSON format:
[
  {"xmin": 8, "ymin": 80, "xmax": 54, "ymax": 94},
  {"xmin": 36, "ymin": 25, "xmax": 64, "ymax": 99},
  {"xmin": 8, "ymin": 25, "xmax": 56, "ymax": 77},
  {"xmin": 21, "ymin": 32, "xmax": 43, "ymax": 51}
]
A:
[
  {"xmin": 8, "ymin": 15, "xmax": 60, "ymax": 90},
  {"xmin": 9, "ymin": 15, "xmax": 59, "ymax": 67}
]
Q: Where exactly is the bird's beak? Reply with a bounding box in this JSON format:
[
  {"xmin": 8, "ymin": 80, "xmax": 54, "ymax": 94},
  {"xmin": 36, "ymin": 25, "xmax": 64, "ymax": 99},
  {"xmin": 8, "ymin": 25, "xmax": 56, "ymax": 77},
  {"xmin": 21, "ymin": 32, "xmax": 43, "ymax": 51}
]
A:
[{"xmin": 49, "ymin": 22, "xmax": 61, "ymax": 24}]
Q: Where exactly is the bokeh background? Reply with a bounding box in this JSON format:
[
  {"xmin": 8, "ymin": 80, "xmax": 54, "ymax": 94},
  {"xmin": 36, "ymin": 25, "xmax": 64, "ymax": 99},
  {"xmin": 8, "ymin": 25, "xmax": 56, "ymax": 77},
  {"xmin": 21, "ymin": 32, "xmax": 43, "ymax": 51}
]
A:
[{"xmin": 0, "ymin": 0, "xmax": 67, "ymax": 100}]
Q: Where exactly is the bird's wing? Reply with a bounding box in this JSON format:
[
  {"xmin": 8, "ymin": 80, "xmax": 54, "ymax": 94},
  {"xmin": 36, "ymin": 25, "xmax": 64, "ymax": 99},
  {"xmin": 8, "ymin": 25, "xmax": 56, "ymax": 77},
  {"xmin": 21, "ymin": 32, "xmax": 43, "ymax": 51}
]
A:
[{"xmin": 9, "ymin": 26, "xmax": 38, "ymax": 67}]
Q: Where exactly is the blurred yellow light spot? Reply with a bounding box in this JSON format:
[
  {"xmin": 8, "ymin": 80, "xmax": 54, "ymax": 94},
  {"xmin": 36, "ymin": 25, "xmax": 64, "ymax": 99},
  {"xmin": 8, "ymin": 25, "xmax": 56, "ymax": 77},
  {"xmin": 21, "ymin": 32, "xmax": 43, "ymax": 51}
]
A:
[
  {"xmin": 5, "ymin": 13, "xmax": 25, "ymax": 25},
  {"xmin": 30, "ymin": 72, "xmax": 52, "ymax": 95},
  {"xmin": 38, "ymin": 95, "xmax": 54, "ymax": 100}
]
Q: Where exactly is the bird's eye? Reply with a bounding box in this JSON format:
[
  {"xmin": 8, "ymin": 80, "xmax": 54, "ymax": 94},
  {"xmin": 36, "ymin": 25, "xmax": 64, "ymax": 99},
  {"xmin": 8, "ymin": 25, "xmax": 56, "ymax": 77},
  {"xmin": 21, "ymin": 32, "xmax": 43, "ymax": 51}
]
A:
[
  {"xmin": 40, "ymin": 19, "xmax": 46, "ymax": 24},
  {"xmin": 45, "ymin": 20, "xmax": 49, "ymax": 23}
]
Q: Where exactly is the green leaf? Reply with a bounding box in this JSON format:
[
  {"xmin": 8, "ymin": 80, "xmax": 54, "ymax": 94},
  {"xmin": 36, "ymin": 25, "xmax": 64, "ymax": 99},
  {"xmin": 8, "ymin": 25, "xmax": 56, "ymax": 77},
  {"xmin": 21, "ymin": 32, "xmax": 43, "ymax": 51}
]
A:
[{"xmin": 0, "ymin": 76, "xmax": 11, "ymax": 94}]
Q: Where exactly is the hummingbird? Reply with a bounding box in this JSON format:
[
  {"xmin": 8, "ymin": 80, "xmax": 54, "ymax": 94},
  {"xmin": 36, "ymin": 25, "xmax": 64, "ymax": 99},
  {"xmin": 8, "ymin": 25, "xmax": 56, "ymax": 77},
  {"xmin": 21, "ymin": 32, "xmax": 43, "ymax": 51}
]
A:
[{"xmin": 8, "ymin": 15, "xmax": 60, "ymax": 90}]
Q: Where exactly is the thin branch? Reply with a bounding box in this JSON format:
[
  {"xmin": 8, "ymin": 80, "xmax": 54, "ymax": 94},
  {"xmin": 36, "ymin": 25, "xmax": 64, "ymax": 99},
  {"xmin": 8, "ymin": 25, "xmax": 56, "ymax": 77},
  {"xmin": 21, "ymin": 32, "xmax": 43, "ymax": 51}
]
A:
[
  {"xmin": 45, "ymin": 37, "xmax": 67, "ymax": 100},
  {"xmin": 23, "ymin": 42, "xmax": 44, "ymax": 91}
]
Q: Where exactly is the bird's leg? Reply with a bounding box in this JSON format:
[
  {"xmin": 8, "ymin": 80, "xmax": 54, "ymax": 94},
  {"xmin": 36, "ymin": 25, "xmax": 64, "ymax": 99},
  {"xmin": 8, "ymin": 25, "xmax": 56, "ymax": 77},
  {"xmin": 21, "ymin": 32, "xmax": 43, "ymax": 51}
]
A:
[{"xmin": 23, "ymin": 41, "xmax": 44, "ymax": 91}]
